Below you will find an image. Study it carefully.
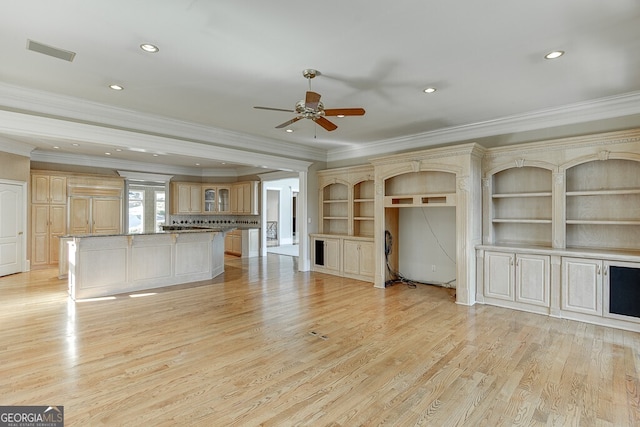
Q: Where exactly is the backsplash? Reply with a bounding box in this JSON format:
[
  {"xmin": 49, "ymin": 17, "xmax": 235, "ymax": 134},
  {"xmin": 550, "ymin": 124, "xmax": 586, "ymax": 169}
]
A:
[{"xmin": 169, "ymin": 214, "xmax": 260, "ymax": 226}]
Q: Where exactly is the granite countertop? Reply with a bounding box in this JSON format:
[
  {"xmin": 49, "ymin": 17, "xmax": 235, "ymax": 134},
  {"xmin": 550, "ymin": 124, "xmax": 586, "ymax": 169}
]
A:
[{"xmin": 63, "ymin": 226, "xmax": 238, "ymax": 239}]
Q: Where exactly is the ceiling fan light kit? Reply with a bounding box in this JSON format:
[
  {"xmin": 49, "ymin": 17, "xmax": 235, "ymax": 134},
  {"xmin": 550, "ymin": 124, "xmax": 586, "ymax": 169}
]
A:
[{"xmin": 254, "ymin": 69, "xmax": 365, "ymax": 132}]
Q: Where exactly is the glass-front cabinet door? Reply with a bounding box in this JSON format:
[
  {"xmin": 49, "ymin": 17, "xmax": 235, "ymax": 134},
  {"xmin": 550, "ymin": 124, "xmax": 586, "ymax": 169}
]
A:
[
  {"xmin": 218, "ymin": 187, "xmax": 230, "ymax": 214},
  {"xmin": 203, "ymin": 188, "xmax": 217, "ymax": 213}
]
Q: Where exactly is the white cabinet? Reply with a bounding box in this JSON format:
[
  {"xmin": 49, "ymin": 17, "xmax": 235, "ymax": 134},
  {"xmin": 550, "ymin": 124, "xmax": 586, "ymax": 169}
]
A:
[
  {"xmin": 172, "ymin": 183, "xmax": 202, "ymax": 214},
  {"xmin": 483, "ymin": 250, "xmax": 550, "ymax": 310},
  {"xmin": 561, "ymin": 257, "xmax": 602, "ymax": 316},
  {"xmin": 343, "ymin": 239, "xmax": 375, "ymax": 280}
]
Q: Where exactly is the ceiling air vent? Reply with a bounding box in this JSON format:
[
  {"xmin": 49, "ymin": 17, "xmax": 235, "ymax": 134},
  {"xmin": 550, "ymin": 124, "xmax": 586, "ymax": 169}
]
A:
[{"xmin": 26, "ymin": 39, "xmax": 76, "ymax": 62}]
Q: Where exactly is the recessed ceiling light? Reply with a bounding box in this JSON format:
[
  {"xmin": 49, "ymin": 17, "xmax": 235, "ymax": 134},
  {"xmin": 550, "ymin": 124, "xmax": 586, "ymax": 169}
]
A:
[
  {"xmin": 195, "ymin": 163, "xmax": 200, "ymax": 166},
  {"xmin": 140, "ymin": 43, "xmax": 159, "ymax": 53},
  {"xmin": 105, "ymin": 152, "xmax": 111, "ymax": 156},
  {"xmin": 53, "ymin": 146, "xmax": 60, "ymax": 149},
  {"xmin": 544, "ymin": 50, "xmax": 565, "ymax": 60},
  {"xmin": 72, "ymin": 143, "xmax": 80, "ymax": 147},
  {"xmin": 109, "ymin": 84, "xmax": 124, "ymax": 91},
  {"xmin": 336, "ymin": 115, "xmax": 345, "ymax": 118},
  {"xmin": 286, "ymin": 129, "xmax": 294, "ymax": 133},
  {"xmin": 423, "ymin": 87, "xmax": 437, "ymax": 94},
  {"xmin": 115, "ymin": 148, "xmax": 122, "ymax": 152},
  {"xmin": 153, "ymin": 154, "xmax": 159, "ymax": 157}
]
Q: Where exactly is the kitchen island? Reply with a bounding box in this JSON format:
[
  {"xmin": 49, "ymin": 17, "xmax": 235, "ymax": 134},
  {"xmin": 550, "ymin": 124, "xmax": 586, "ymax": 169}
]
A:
[{"xmin": 67, "ymin": 228, "xmax": 229, "ymax": 300}]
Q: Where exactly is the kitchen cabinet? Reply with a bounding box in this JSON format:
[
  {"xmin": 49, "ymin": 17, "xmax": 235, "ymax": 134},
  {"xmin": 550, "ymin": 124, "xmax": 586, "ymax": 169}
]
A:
[
  {"xmin": 231, "ymin": 181, "xmax": 258, "ymax": 215},
  {"xmin": 31, "ymin": 174, "xmax": 66, "ymax": 204},
  {"xmin": 69, "ymin": 197, "xmax": 122, "ymax": 235},
  {"xmin": 30, "ymin": 173, "xmax": 67, "ymax": 267},
  {"xmin": 31, "ymin": 204, "xmax": 66, "ymax": 267},
  {"xmin": 224, "ymin": 229, "xmax": 259, "ymax": 257},
  {"xmin": 172, "ymin": 183, "xmax": 202, "ymax": 214},
  {"xmin": 203, "ymin": 185, "xmax": 230, "ymax": 214}
]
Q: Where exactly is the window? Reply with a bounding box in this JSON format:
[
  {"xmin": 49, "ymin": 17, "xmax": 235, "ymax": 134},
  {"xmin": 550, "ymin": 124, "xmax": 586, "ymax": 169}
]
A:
[
  {"xmin": 128, "ymin": 190, "xmax": 144, "ymax": 234},
  {"xmin": 155, "ymin": 191, "xmax": 165, "ymax": 232}
]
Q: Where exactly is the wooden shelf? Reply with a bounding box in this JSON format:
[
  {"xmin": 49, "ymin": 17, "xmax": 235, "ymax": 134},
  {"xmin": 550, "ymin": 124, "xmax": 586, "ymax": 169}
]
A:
[
  {"xmin": 354, "ymin": 217, "xmax": 374, "ymax": 221},
  {"xmin": 566, "ymin": 220, "xmax": 640, "ymax": 225},
  {"xmin": 354, "ymin": 198, "xmax": 374, "ymax": 203},
  {"xmin": 492, "ymin": 192, "xmax": 552, "ymax": 198},
  {"xmin": 384, "ymin": 193, "xmax": 456, "ymax": 208},
  {"xmin": 493, "ymin": 219, "xmax": 552, "ymax": 224},
  {"xmin": 566, "ymin": 189, "xmax": 640, "ymax": 196}
]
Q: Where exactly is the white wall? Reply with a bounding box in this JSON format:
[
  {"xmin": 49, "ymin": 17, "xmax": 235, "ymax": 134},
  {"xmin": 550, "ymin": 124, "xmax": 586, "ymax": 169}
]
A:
[
  {"xmin": 265, "ymin": 178, "xmax": 299, "ymax": 245},
  {"xmin": 397, "ymin": 207, "xmax": 457, "ymax": 287}
]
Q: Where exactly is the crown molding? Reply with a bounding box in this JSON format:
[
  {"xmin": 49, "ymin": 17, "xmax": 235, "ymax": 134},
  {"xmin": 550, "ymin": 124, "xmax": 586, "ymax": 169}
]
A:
[
  {"xmin": 0, "ymin": 109, "xmax": 313, "ymax": 173},
  {"xmin": 327, "ymin": 91, "xmax": 640, "ymax": 163},
  {"xmin": 0, "ymin": 82, "xmax": 327, "ymax": 163}
]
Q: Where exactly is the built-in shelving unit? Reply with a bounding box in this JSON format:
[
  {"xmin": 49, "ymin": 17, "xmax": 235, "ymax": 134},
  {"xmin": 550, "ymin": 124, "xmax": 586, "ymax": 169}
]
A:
[
  {"xmin": 321, "ymin": 182, "xmax": 349, "ymax": 235},
  {"xmin": 565, "ymin": 159, "xmax": 640, "ymax": 251},
  {"xmin": 489, "ymin": 166, "xmax": 552, "ymax": 247},
  {"xmin": 353, "ymin": 179, "xmax": 374, "ymax": 237},
  {"xmin": 477, "ymin": 128, "xmax": 640, "ymax": 332}
]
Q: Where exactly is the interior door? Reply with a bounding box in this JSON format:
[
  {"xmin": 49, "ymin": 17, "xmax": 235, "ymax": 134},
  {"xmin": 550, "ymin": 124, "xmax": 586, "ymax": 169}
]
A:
[{"xmin": 0, "ymin": 182, "xmax": 24, "ymax": 276}]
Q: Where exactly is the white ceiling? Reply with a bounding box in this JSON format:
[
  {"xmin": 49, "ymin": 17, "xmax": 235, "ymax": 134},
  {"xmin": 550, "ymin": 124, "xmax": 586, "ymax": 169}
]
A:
[{"xmin": 2, "ymin": 0, "xmax": 640, "ymax": 174}]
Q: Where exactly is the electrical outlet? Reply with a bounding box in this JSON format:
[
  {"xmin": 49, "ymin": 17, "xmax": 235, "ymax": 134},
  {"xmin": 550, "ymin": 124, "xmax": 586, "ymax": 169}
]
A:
[{"xmin": 431, "ymin": 265, "xmax": 436, "ymax": 272}]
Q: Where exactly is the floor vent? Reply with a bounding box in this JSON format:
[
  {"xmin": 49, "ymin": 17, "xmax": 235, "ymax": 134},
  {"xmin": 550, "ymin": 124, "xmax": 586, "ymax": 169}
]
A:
[{"xmin": 27, "ymin": 39, "xmax": 76, "ymax": 62}]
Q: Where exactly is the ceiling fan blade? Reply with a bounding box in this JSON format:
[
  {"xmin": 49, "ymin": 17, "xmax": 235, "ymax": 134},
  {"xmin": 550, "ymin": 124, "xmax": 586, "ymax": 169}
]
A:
[
  {"xmin": 324, "ymin": 108, "xmax": 366, "ymax": 116},
  {"xmin": 314, "ymin": 116, "xmax": 338, "ymax": 131},
  {"xmin": 275, "ymin": 116, "xmax": 302, "ymax": 129},
  {"xmin": 305, "ymin": 91, "xmax": 321, "ymax": 110},
  {"xmin": 254, "ymin": 106, "xmax": 295, "ymax": 113}
]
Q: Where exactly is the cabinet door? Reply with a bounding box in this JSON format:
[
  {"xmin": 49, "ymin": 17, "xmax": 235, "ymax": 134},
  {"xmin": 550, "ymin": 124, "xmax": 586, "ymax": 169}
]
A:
[
  {"xmin": 92, "ymin": 198, "xmax": 121, "ymax": 235},
  {"xmin": 189, "ymin": 185, "xmax": 202, "ymax": 213},
  {"xmin": 515, "ymin": 254, "xmax": 550, "ymax": 307},
  {"xmin": 324, "ymin": 238, "xmax": 340, "ymax": 272},
  {"xmin": 359, "ymin": 241, "xmax": 375, "ymax": 278},
  {"xmin": 31, "ymin": 205, "xmax": 50, "ymax": 266},
  {"xmin": 49, "ymin": 176, "xmax": 67, "ymax": 204},
  {"xmin": 69, "ymin": 197, "xmax": 90, "ymax": 235},
  {"xmin": 49, "ymin": 205, "xmax": 67, "ymax": 264},
  {"xmin": 203, "ymin": 188, "xmax": 217, "ymax": 213},
  {"xmin": 218, "ymin": 187, "xmax": 230, "ymax": 214},
  {"xmin": 31, "ymin": 175, "xmax": 50, "ymax": 204},
  {"xmin": 484, "ymin": 251, "xmax": 514, "ymax": 301},
  {"xmin": 343, "ymin": 240, "xmax": 360, "ymax": 275},
  {"xmin": 562, "ymin": 257, "xmax": 602, "ymax": 315}
]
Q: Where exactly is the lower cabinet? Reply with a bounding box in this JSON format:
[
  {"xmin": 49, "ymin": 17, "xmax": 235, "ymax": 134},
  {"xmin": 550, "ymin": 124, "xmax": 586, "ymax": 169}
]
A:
[
  {"xmin": 311, "ymin": 234, "xmax": 373, "ymax": 282},
  {"xmin": 483, "ymin": 250, "xmax": 550, "ymax": 311},
  {"xmin": 561, "ymin": 257, "xmax": 603, "ymax": 316},
  {"xmin": 343, "ymin": 239, "xmax": 375, "ymax": 281},
  {"xmin": 312, "ymin": 236, "xmax": 341, "ymax": 274},
  {"xmin": 224, "ymin": 229, "xmax": 259, "ymax": 257}
]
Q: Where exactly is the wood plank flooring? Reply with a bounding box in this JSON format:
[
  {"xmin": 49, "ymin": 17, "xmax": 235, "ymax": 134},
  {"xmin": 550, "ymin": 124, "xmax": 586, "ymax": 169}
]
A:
[{"xmin": 1, "ymin": 254, "xmax": 640, "ymax": 426}]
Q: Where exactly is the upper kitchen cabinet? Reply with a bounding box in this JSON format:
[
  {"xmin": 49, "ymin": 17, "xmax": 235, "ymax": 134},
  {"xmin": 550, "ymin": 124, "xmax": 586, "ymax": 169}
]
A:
[
  {"xmin": 203, "ymin": 185, "xmax": 231, "ymax": 214},
  {"xmin": 31, "ymin": 173, "xmax": 66, "ymax": 204},
  {"xmin": 231, "ymin": 181, "xmax": 259, "ymax": 215},
  {"xmin": 171, "ymin": 182, "xmax": 203, "ymax": 214}
]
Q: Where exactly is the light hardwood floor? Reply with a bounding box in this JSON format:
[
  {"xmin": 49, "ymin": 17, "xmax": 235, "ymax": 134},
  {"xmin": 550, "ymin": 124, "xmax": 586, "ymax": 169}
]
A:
[{"xmin": 2, "ymin": 254, "xmax": 640, "ymax": 426}]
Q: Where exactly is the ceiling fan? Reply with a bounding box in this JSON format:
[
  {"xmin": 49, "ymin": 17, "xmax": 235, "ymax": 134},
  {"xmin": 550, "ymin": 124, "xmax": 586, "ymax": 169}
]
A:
[{"xmin": 254, "ymin": 69, "xmax": 365, "ymax": 132}]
